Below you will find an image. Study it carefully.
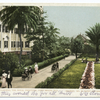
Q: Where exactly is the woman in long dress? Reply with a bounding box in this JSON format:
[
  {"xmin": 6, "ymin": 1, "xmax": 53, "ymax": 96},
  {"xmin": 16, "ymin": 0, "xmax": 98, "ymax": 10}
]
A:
[
  {"xmin": 34, "ymin": 63, "xmax": 39, "ymax": 73},
  {"xmin": 1, "ymin": 70, "xmax": 7, "ymax": 88}
]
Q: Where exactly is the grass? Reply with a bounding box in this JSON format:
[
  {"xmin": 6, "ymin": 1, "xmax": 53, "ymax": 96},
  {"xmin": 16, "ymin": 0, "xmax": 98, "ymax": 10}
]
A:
[
  {"xmin": 47, "ymin": 59, "xmax": 86, "ymax": 88},
  {"xmin": 95, "ymin": 63, "xmax": 100, "ymax": 89}
]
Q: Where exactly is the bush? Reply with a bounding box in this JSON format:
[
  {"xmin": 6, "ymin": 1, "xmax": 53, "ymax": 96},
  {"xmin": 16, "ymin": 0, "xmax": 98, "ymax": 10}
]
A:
[
  {"xmin": 4, "ymin": 53, "xmax": 19, "ymax": 74},
  {"xmin": 12, "ymin": 54, "xmax": 69, "ymax": 77},
  {"xmin": 38, "ymin": 54, "xmax": 69, "ymax": 70},
  {"xmin": 24, "ymin": 59, "xmax": 33, "ymax": 66},
  {"xmin": 12, "ymin": 68, "xmax": 24, "ymax": 77}
]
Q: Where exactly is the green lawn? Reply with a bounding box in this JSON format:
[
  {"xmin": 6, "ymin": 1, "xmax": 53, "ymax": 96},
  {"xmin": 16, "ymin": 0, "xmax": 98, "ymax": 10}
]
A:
[
  {"xmin": 95, "ymin": 63, "xmax": 100, "ymax": 89},
  {"xmin": 47, "ymin": 60, "xmax": 86, "ymax": 88}
]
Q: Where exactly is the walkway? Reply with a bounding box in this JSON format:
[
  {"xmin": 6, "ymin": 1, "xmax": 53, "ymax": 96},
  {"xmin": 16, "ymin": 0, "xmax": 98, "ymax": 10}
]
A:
[{"xmin": 12, "ymin": 55, "xmax": 75, "ymax": 88}]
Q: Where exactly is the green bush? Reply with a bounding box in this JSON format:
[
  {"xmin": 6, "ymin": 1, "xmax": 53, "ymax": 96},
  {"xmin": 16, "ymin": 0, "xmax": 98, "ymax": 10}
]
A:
[
  {"xmin": 24, "ymin": 59, "xmax": 33, "ymax": 66},
  {"xmin": 0, "ymin": 68, "xmax": 2, "ymax": 76},
  {"xmin": 38, "ymin": 54, "xmax": 69, "ymax": 70},
  {"xmin": 12, "ymin": 68, "xmax": 24, "ymax": 77},
  {"xmin": 12, "ymin": 54, "xmax": 69, "ymax": 77}
]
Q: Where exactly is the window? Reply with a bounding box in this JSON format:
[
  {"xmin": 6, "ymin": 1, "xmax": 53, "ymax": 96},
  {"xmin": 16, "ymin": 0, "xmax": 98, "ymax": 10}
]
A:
[
  {"xmin": 4, "ymin": 41, "xmax": 8, "ymax": 48},
  {"xmin": 2, "ymin": 25, "xmax": 5, "ymax": 32},
  {"xmin": 5, "ymin": 26, "xmax": 9, "ymax": 33},
  {"xmin": 0, "ymin": 25, "xmax": 1, "ymax": 32},
  {"xmin": 0, "ymin": 41, "xmax": 1, "ymax": 48},
  {"xmin": 11, "ymin": 30, "xmax": 13, "ymax": 33},
  {"xmin": 19, "ymin": 41, "xmax": 23, "ymax": 47},
  {"xmin": 25, "ymin": 41, "xmax": 29, "ymax": 47},
  {"xmin": 11, "ymin": 41, "xmax": 13, "ymax": 47},
  {"xmin": 14, "ymin": 28, "xmax": 18, "ymax": 34},
  {"xmin": 17, "ymin": 41, "xmax": 19, "ymax": 47},
  {"xmin": 14, "ymin": 41, "xmax": 16, "ymax": 47}
]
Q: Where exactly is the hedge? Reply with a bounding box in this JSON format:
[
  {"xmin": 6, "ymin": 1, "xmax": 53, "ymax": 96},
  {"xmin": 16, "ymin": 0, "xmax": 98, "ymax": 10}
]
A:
[
  {"xmin": 35, "ymin": 58, "xmax": 76, "ymax": 88},
  {"xmin": 12, "ymin": 54, "xmax": 69, "ymax": 77}
]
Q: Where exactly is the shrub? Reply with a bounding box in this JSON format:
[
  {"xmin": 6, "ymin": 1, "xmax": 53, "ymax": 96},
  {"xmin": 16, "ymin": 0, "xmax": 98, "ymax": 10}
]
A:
[
  {"xmin": 12, "ymin": 68, "xmax": 24, "ymax": 77},
  {"xmin": 24, "ymin": 59, "xmax": 33, "ymax": 66},
  {"xmin": 2, "ymin": 53, "xmax": 19, "ymax": 74},
  {"xmin": 12, "ymin": 54, "xmax": 69, "ymax": 76}
]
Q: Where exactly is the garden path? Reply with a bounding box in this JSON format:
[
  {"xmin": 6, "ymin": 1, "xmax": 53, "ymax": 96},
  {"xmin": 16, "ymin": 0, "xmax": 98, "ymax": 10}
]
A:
[{"xmin": 11, "ymin": 55, "xmax": 75, "ymax": 88}]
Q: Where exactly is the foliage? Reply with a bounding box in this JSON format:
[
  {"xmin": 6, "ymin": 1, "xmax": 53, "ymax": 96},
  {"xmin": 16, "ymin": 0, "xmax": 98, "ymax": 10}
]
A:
[
  {"xmin": 71, "ymin": 35, "xmax": 84, "ymax": 59},
  {"xmin": 35, "ymin": 54, "xmax": 69, "ymax": 70},
  {"xmin": 0, "ymin": 51, "xmax": 5, "ymax": 70},
  {"xmin": 3, "ymin": 53, "xmax": 19, "ymax": 74},
  {"xmin": 85, "ymin": 23, "xmax": 100, "ymax": 61},
  {"xmin": 11, "ymin": 54, "xmax": 69, "ymax": 77},
  {"xmin": 95, "ymin": 63, "xmax": 100, "ymax": 89},
  {"xmin": 82, "ymin": 44, "xmax": 96, "ymax": 54},
  {"xmin": 24, "ymin": 59, "xmax": 33, "ymax": 66}
]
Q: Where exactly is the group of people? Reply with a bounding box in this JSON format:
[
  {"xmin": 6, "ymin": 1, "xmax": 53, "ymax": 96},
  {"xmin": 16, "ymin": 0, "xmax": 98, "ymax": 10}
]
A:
[
  {"xmin": 23, "ymin": 63, "xmax": 39, "ymax": 78},
  {"xmin": 51, "ymin": 62, "xmax": 59, "ymax": 72},
  {"xmin": 1, "ymin": 70, "xmax": 13, "ymax": 88},
  {"xmin": 24, "ymin": 66, "xmax": 33, "ymax": 78}
]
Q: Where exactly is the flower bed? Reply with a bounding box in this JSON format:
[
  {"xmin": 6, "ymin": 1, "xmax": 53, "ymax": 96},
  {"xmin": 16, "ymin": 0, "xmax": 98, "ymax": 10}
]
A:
[{"xmin": 79, "ymin": 61, "xmax": 95, "ymax": 89}]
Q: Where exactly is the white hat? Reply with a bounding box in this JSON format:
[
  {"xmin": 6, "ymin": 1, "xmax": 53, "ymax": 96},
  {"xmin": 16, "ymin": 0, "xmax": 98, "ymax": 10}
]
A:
[{"xmin": 25, "ymin": 67, "xmax": 27, "ymax": 69}]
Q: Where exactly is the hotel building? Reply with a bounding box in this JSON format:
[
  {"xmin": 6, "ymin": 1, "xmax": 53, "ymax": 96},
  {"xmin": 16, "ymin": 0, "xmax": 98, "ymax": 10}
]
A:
[{"xmin": 0, "ymin": 7, "xmax": 33, "ymax": 55}]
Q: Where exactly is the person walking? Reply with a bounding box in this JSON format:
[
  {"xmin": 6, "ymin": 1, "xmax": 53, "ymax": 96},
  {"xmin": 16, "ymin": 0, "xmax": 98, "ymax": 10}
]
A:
[
  {"xmin": 29, "ymin": 66, "xmax": 33, "ymax": 78},
  {"xmin": 6, "ymin": 71, "xmax": 13, "ymax": 88},
  {"xmin": 56, "ymin": 62, "xmax": 59, "ymax": 71},
  {"xmin": 34, "ymin": 63, "xmax": 39, "ymax": 73},
  {"xmin": 1, "ymin": 70, "xmax": 7, "ymax": 88}
]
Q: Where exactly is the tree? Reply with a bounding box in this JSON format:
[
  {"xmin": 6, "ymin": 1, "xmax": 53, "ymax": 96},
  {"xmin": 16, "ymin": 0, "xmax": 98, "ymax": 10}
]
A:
[
  {"xmin": 85, "ymin": 23, "xmax": 100, "ymax": 61},
  {"xmin": 0, "ymin": 6, "xmax": 41, "ymax": 66},
  {"xmin": 0, "ymin": 51, "xmax": 5, "ymax": 70},
  {"xmin": 4, "ymin": 53, "xmax": 19, "ymax": 74},
  {"xmin": 71, "ymin": 35, "xmax": 84, "ymax": 59},
  {"xmin": 58, "ymin": 36, "xmax": 71, "ymax": 54},
  {"xmin": 25, "ymin": 11, "xmax": 48, "ymax": 61},
  {"xmin": 44, "ymin": 23, "xmax": 60, "ymax": 56}
]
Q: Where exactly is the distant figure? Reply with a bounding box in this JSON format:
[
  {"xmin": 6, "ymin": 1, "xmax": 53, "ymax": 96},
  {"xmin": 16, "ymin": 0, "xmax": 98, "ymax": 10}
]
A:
[
  {"xmin": 34, "ymin": 63, "xmax": 39, "ymax": 73},
  {"xmin": 6, "ymin": 71, "xmax": 13, "ymax": 88},
  {"xmin": 24, "ymin": 68, "xmax": 29, "ymax": 77},
  {"xmin": 51, "ymin": 63, "xmax": 56, "ymax": 72},
  {"xmin": 1, "ymin": 70, "xmax": 7, "ymax": 88},
  {"xmin": 28, "ymin": 66, "xmax": 33, "ymax": 78},
  {"xmin": 56, "ymin": 62, "xmax": 59, "ymax": 71}
]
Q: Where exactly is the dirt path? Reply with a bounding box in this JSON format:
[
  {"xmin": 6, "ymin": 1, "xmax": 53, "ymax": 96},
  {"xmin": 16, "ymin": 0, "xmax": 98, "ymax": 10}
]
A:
[{"xmin": 11, "ymin": 55, "xmax": 75, "ymax": 88}]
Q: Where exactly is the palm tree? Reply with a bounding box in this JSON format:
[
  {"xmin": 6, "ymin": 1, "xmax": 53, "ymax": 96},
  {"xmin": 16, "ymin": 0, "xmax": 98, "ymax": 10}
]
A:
[
  {"xmin": 45, "ymin": 23, "xmax": 60, "ymax": 55},
  {"xmin": 85, "ymin": 23, "xmax": 100, "ymax": 61},
  {"xmin": 0, "ymin": 6, "xmax": 41, "ymax": 66}
]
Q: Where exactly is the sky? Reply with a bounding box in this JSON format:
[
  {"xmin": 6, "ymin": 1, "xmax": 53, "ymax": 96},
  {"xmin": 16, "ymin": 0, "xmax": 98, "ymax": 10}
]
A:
[{"xmin": 43, "ymin": 6, "xmax": 100, "ymax": 38}]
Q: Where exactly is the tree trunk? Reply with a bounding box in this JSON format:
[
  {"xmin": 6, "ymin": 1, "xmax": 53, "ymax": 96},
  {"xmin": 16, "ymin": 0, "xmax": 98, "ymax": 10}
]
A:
[
  {"xmin": 19, "ymin": 30, "xmax": 22, "ymax": 67},
  {"xmin": 75, "ymin": 52, "xmax": 77, "ymax": 59},
  {"xmin": 96, "ymin": 45, "xmax": 99, "ymax": 61},
  {"xmin": 75, "ymin": 49, "xmax": 77, "ymax": 59},
  {"xmin": 42, "ymin": 33, "xmax": 44, "ymax": 61}
]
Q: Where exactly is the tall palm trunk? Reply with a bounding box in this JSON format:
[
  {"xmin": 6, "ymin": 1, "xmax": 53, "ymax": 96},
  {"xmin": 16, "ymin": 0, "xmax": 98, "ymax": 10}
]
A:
[
  {"xmin": 19, "ymin": 32, "xmax": 22, "ymax": 66},
  {"xmin": 75, "ymin": 51, "xmax": 77, "ymax": 59},
  {"xmin": 18, "ymin": 25, "xmax": 23, "ymax": 67},
  {"xmin": 42, "ymin": 33, "xmax": 44, "ymax": 61},
  {"xmin": 96, "ymin": 45, "xmax": 99, "ymax": 61}
]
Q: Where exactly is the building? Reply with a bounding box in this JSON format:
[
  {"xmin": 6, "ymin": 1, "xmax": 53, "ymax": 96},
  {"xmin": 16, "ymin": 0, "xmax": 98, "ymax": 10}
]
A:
[{"xmin": 0, "ymin": 7, "xmax": 33, "ymax": 55}]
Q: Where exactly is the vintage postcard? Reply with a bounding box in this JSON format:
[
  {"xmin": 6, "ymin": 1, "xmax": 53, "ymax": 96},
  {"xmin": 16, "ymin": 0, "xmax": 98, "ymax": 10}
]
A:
[{"xmin": 0, "ymin": 1, "xmax": 100, "ymax": 98}]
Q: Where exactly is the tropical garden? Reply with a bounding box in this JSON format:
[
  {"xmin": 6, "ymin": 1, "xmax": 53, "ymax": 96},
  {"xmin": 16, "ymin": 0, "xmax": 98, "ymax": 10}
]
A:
[{"xmin": 0, "ymin": 6, "xmax": 100, "ymax": 89}]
